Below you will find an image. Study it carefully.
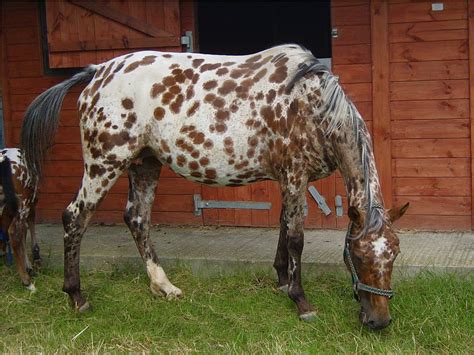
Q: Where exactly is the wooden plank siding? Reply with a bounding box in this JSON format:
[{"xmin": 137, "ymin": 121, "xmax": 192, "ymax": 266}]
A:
[
  {"xmin": 332, "ymin": 0, "xmax": 372, "ymax": 229},
  {"xmin": 3, "ymin": 1, "xmax": 474, "ymax": 231},
  {"xmin": 388, "ymin": 0, "xmax": 471, "ymax": 230},
  {"xmin": 45, "ymin": 0, "xmax": 182, "ymax": 68},
  {"xmin": 1, "ymin": 0, "xmax": 200, "ymax": 225},
  {"xmin": 469, "ymin": 0, "xmax": 474, "ymax": 229},
  {"xmin": 332, "ymin": 0, "xmax": 473, "ymax": 230},
  {"xmin": 371, "ymin": 0, "xmax": 392, "ymax": 208}
]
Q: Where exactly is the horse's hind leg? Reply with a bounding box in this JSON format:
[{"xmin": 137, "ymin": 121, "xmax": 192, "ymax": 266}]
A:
[
  {"xmin": 274, "ymin": 205, "xmax": 289, "ymax": 293},
  {"xmin": 62, "ymin": 162, "xmax": 125, "ymax": 311},
  {"xmin": 280, "ymin": 177, "xmax": 316, "ymax": 321},
  {"xmin": 124, "ymin": 156, "xmax": 182, "ymax": 299}
]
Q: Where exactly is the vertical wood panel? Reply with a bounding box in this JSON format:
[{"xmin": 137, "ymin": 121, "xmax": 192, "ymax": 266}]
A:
[
  {"xmin": 1, "ymin": 1, "xmax": 13, "ymax": 147},
  {"xmin": 305, "ymin": 181, "xmax": 322, "ymax": 228},
  {"xmin": 234, "ymin": 185, "xmax": 252, "ymax": 226},
  {"xmin": 267, "ymin": 181, "xmax": 281, "ymax": 227},
  {"xmin": 251, "ymin": 182, "xmax": 270, "ymax": 227},
  {"xmin": 321, "ymin": 175, "xmax": 337, "ymax": 228},
  {"xmin": 217, "ymin": 185, "xmax": 235, "ymax": 226},
  {"xmin": 331, "ymin": 1, "xmax": 371, "ymax": 229},
  {"xmin": 468, "ymin": 0, "xmax": 474, "ymax": 229},
  {"xmin": 371, "ymin": 0, "xmax": 392, "ymax": 207},
  {"xmin": 201, "ymin": 185, "xmax": 219, "ymax": 225}
]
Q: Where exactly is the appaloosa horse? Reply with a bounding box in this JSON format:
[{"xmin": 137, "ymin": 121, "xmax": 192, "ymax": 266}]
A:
[
  {"xmin": 21, "ymin": 44, "xmax": 408, "ymax": 329},
  {"xmin": 0, "ymin": 148, "xmax": 40, "ymax": 291}
]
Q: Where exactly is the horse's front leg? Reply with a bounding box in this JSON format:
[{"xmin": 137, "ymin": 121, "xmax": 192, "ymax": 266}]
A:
[{"xmin": 281, "ymin": 178, "xmax": 316, "ymax": 321}]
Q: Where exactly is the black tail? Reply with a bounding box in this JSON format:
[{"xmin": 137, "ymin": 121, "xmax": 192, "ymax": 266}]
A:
[
  {"xmin": 20, "ymin": 65, "xmax": 97, "ymax": 181},
  {"xmin": 0, "ymin": 156, "xmax": 18, "ymax": 213}
]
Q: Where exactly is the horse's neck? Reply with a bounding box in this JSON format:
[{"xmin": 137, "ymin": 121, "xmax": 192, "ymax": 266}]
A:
[{"xmin": 334, "ymin": 126, "xmax": 383, "ymax": 210}]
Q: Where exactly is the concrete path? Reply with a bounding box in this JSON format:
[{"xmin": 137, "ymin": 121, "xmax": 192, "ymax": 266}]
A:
[{"xmin": 32, "ymin": 224, "xmax": 473, "ymax": 276}]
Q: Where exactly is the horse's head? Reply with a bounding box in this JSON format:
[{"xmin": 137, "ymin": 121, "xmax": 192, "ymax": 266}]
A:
[{"xmin": 345, "ymin": 202, "xmax": 409, "ymax": 330}]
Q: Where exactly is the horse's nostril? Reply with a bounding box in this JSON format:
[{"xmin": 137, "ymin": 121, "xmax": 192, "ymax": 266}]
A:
[{"xmin": 367, "ymin": 317, "xmax": 391, "ymax": 330}]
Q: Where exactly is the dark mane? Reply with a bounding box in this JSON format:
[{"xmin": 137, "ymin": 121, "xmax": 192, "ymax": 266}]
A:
[
  {"xmin": 286, "ymin": 55, "xmax": 330, "ymax": 94},
  {"xmin": 285, "ymin": 48, "xmax": 385, "ymax": 238}
]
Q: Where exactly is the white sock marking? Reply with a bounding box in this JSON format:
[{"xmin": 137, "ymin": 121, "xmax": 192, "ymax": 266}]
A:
[{"xmin": 146, "ymin": 260, "xmax": 182, "ymax": 298}]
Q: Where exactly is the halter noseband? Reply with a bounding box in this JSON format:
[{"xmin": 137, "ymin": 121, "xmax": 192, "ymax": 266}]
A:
[{"xmin": 344, "ymin": 203, "xmax": 394, "ymax": 301}]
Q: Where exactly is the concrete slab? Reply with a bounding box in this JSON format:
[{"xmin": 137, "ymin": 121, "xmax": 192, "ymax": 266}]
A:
[{"xmin": 30, "ymin": 224, "xmax": 474, "ymax": 276}]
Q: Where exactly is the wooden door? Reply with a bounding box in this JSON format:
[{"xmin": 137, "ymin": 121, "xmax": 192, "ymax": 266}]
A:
[
  {"xmin": 45, "ymin": 0, "xmax": 182, "ymax": 68},
  {"xmin": 35, "ymin": 0, "xmax": 203, "ymax": 225}
]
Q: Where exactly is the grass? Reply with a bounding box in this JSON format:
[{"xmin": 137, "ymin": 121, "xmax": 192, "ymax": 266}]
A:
[{"xmin": 0, "ymin": 264, "xmax": 472, "ymax": 353}]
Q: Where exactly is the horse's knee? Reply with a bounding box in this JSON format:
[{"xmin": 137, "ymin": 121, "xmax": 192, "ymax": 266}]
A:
[
  {"xmin": 62, "ymin": 209, "xmax": 75, "ymax": 232},
  {"xmin": 62, "ymin": 208, "xmax": 86, "ymax": 236}
]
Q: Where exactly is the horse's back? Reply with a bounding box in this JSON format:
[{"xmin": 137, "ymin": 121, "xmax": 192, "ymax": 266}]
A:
[{"xmin": 78, "ymin": 45, "xmax": 313, "ymax": 185}]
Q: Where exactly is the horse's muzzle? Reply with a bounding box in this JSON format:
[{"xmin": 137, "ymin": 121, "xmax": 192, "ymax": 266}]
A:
[{"xmin": 360, "ymin": 309, "xmax": 392, "ymax": 330}]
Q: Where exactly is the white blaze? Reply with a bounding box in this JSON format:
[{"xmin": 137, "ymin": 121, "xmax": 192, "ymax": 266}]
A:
[{"xmin": 372, "ymin": 237, "xmax": 388, "ymax": 258}]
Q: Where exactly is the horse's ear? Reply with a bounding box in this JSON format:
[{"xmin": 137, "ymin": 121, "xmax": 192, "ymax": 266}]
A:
[
  {"xmin": 388, "ymin": 202, "xmax": 410, "ymax": 223},
  {"xmin": 348, "ymin": 206, "xmax": 364, "ymax": 226}
]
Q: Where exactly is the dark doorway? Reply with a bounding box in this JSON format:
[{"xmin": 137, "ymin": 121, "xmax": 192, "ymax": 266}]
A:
[{"xmin": 197, "ymin": 1, "xmax": 331, "ymax": 58}]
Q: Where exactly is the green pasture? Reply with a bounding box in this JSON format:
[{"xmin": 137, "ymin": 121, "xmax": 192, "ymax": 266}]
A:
[{"xmin": 0, "ymin": 265, "xmax": 472, "ymax": 353}]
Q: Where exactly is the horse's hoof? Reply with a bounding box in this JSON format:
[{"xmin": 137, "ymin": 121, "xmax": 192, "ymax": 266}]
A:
[
  {"xmin": 26, "ymin": 283, "xmax": 36, "ymax": 293},
  {"xmin": 299, "ymin": 311, "xmax": 317, "ymax": 322},
  {"xmin": 278, "ymin": 284, "xmax": 289, "ymax": 295},
  {"xmin": 150, "ymin": 283, "xmax": 183, "ymax": 300},
  {"xmin": 166, "ymin": 286, "xmax": 183, "ymax": 300},
  {"xmin": 76, "ymin": 301, "xmax": 91, "ymax": 313}
]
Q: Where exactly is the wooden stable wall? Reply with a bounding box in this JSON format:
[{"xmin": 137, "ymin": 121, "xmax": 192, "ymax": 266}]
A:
[
  {"xmin": 1, "ymin": 0, "xmax": 201, "ymax": 225},
  {"xmin": 332, "ymin": 0, "xmax": 374, "ymax": 229},
  {"xmin": 333, "ymin": 0, "xmax": 473, "ymax": 230},
  {"xmin": 2, "ymin": 0, "xmax": 474, "ymax": 230},
  {"xmin": 0, "ymin": 0, "xmax": 338, "ymax": 229}
]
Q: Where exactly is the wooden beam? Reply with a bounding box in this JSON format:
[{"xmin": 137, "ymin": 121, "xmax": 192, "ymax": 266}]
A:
[
  {"xmin": 468, "ymin": 0, "xmax": 474, "ymax": 229},
  {"xmin": 371, "ymin": 0, "xmax": 392, "ymax": 208},
  {"xmin": 68, "ymin": 0, "xmax": 175, "ymax": 38},
  {"xmin": 49, "ymin": 36, "xmax": 180, "ymax": 52}
]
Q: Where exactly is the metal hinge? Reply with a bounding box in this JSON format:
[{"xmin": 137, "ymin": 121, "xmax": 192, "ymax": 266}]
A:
[
  {"xmin": 181, "ymin": 31, "xmax": 193, "ymax": 52},
  {"xmin": 431, "ymin": 3, "xmax": 444, "ymax": 11},
  {"xmin": 308, "ymin": 186, "xmax": 332, "ymax": 216},
  {"xmin": 193, "ymin": 194, "xmax": 271, "ymax": 216},
  {"xmin": 335, "ymin": 195, "xmax": 344, "ymax": 217}
]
